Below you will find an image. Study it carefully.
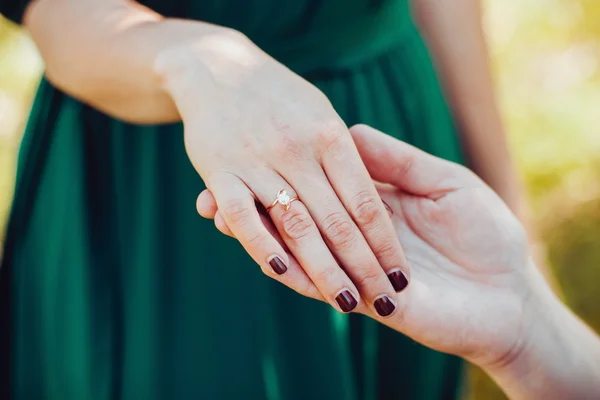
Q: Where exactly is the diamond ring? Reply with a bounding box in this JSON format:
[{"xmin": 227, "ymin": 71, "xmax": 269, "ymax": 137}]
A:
[{"xmin": 267, "ymin": 189, "xmax": 299, "ymax": 212}]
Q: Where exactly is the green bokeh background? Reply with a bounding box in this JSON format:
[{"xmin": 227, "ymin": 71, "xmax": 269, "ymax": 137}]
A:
[{"xmin": 1, "ymin": 1, "xmax": 599, "ymax": 398}]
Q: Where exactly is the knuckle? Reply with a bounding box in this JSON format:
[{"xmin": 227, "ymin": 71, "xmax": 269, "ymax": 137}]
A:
[
  {"xmin": 280, "ymin": 209, "xmax": 315, "ymax": 241},
  {"xmin": 315, "ymin": 267, "xmax": 338, "ymax": 285},
  {"xmin": 322, "ymin": 213, "xmax": 356, "ymax": 249},
  {"xmin": 303, "ymin": 281, "xmax": 323, "ymax": 301},
  {"xmin": 222, "ymin": 198, "xmax": 252, "ymax": 225},
  {"xmin": 273, "ymin": 134, "xmax": 309, "ymax": 162},
  {"xmin": 352, "ymin": 266, "xmax": 382, "ymax": 288},
  {"xmin": 372, "ymin": 241, "xmax": 399, "ymax": 262},
  {"xmin": 297, "ymin": 276, "xmax": 314, "ymax": 296},
  {"xmin": 351, "ymin": 191, "xmax": 383, "ymax": 228},
  {"xmin": 315, "ymin": 122, "xmax": 348, "ymax": 155},
  {"xmin": 244, "ymin": 230, "xmax": 264, "ymax": 248}
]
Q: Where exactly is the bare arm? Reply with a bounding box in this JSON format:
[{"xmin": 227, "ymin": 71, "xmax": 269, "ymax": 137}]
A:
[
  {"xmin": 23, "ymin": 0, "xmax": 415, "ymax": 319},
  {"xmin": 201, "ymin": 124, "xmax": 600, "ymax": 399},
  {"xmin": 485, "ymin": 266, "xmax": 600, "ymax": 399},
  {"xmin": 410, "ymin": 0, "xmax": 557, "ymax": 284},
  {"xmin": 24, "ymin": 0, "xmax": 245, "ymax": 124},
  {"xmin": 410, "ymin": 0, "xmax": 522, "ymax": 216}
]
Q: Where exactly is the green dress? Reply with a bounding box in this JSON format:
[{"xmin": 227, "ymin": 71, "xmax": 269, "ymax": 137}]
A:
[{"xmin": 1, "ymin": 1, "xmax": 465, "ymax": 399}]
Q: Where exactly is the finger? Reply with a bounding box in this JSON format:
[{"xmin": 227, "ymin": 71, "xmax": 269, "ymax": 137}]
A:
[
  {"xmin": 197, "ymin": 189, "xmax": 218, "ymax": 219},
  {"xmin": 210, "ymin": 171, "xmax": 339, "ymax": 305},
  {"xmin": 246, "ymin": 174, "xmax": 362, "ymax": 314},
  {"xmin": 257, "ymin": 210, "xmax": 325, "ymax": 302},
  {"xmin": 214, "ymin": 210, "xmax": 235, "ymax": 237},
  {"xmin": 349, "ymin": 124, "xmax": 483, "ymax": 198},
  {"xmin": 208, "ymin": 191, "xmax": 364, "ymax": 305},
  {"xmin": 208, "ymin": 172, "xmax": 290, "ymax": 277},
  {"xmin": 206, "ymin": 182, "xmax": 396, "ymax": 230},
  {"xmin": 320, "ymin": 134, "xmax": 411, "ymax": 296},
  {"xmin": 206, "ymin": 186, "xmax": 370, "ymax": 310},
  {"xmin": 214, "ymin": 198, "xmax": 325, "ymax": 301},
  {"xmin": 215, "ymin": 201, "xmax": 329, "ymax": 302},
  {"xmin": 278, "ymin": 164, "xmax": 400, "ymax": 318}
]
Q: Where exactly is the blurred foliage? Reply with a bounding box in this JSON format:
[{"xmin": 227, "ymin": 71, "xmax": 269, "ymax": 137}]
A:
[{"xmin": 1, "ymin": 0, "xmax": 600, "ymax": 398}]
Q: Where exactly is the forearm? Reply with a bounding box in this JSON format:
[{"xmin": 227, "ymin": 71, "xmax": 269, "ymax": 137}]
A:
[
  {"xmin": 484, "ymin": 268, "xmax": 600, "ymax": 399},
  {"xmin": 410, "ymin": 0, "xmax": 561, "ymax": 286},
  {"xmin": 24, "ymin": 0, "xmax": 243, "ymax": 124},
  {"xmin": 410, "ymin": 0, "xmax": 523, "ymax": 215}
]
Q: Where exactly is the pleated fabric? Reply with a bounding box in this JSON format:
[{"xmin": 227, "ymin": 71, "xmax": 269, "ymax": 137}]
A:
[{"xmin": 2, "ymin": 1, "xmax": 464, "ymax": 399}]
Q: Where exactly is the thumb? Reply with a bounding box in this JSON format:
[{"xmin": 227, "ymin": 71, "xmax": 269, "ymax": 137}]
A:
[{"xmin": 349, "ymin": 124, "xmax": 479, "ymax": 197}]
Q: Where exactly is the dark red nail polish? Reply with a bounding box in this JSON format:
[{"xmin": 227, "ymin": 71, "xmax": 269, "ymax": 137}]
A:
[
  {"xmin": 388, "ymin": 270, "xmax": 409, "ymax": 292},
  {"xmin": 335, "ymin": 290, "xmax": 358, "ymax": 313},
  {"xmin": 268, "ymin": 256, "xmax": 288, "ymax": 275},
  {"xmin": 374, "ymin": 295, "xmax": 396, "ymax": 317}
]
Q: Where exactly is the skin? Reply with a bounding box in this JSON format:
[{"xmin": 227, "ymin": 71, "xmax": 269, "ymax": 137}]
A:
[
  {"xmin": 19, "ymin": 0, "xmax": 596, "ymax": 395},
  {"xmin": 411, "ymin": 0, "xmax": 520, "ymax": 214},
  {"xmin": 411, "ymin": 0, "xmax": 555, "ymax": 284},
  {"xmin": 22, "ymin": 0, "xmax": 548, "ymax": 311},
  {"xmin": 200, "ymin": 125, "xmax": 600, "ymax": 400},
  {"xmin": 24, "ymin": 0, "xmax": 412, "ymax": 316}
]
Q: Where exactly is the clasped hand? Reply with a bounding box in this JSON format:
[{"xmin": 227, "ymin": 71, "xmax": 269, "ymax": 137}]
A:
[
  {"xmin": 197, "ymin": 124, "xmax": 535, "ymax": 369},
  {"xmin": 156, "ymin": 34, "xmax": 533, "ymax": 368},
  {"xmin": 158, "ymin": 32, "xmax": 410, "ymax": 318}
]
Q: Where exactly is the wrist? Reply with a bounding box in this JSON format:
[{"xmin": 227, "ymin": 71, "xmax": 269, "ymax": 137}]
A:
[
  {"xmin": 153, "ymin": 25, "xmax": 268, "ymax": 118},
  {"xmin": 481, "ymin": 263, "xmax": 566, "ymax": 397}
]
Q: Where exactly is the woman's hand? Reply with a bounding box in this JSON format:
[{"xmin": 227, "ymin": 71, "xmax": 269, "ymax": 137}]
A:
[
  {"xmin": 155, "ymin": 32, "xmax": 410, "ymax": 318},
  {"xmin": 200, "ymin": 125, "xmax": 600, "ymax": 399},
  {"xmin": 349, "ymin": 127, "xmax": 600, "ymax": 398},
  {"xmin": 350, "ymin": 125, "xmax": 532, "ymax": 368},
  {"xmin": 198, "ymin": 124, "xmax": 534, "ymax": 368},
  {"xmin": 23, "ymin": 0, "xmax": 408, "ymax": 317}
]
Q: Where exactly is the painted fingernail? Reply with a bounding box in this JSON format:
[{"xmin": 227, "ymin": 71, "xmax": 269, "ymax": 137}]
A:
[
  {"xmin": 388, "ymin": 269, "xmax": 409, "ymax": 292},
  {"xmin": 268, "ymin": 256, "xmax": 288, "ymax": 275},
  {"xmin": 382, "ymin": 200, "xmax": 393, "ymax": 217},
  {"xmin": 374, "ymin": 295, "xmax": 396, "ymax": 317},
  {"xmin": 335, "ymin": 290, "xmax": 358, "ymax": 313}
]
